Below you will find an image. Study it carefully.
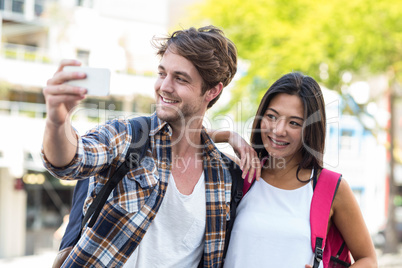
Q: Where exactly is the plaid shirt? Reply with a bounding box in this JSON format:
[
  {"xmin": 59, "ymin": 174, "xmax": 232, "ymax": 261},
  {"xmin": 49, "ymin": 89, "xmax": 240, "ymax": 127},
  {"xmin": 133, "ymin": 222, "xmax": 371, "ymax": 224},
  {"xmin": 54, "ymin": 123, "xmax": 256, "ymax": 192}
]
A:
[{"xmin": 42, "ymin": 113, "xmax": 233, "ymax": 268}]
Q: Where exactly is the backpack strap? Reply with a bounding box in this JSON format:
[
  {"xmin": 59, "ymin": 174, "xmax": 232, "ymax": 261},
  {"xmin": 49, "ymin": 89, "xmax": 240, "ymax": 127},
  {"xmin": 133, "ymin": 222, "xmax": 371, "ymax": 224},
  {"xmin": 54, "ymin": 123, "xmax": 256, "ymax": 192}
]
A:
[
  {"xmin": 83, "ymin": 116, "xmax": 151, "ymax": 229},
  {"xmin": 242, "ymin": 172, "xmax": 255, "ymax": 195},
  {"xmin": 242, "ymin": 158, "xmax": 267, "ymax": 195},
  {"xmin": 222, "ymin": 155, "xmax": 244, "ymax": 259},
  {"xmin": 311, "ymin": 168, "xmax": 342, "ymax": 268}
]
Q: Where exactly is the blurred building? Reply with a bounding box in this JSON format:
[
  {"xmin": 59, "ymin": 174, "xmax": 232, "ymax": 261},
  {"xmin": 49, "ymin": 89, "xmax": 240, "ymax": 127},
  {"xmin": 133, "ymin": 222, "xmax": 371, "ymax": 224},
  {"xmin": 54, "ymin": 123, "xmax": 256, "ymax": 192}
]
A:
[
  {"xmin": 0, "ymin": 0, "xmax": 171, "ymax": 258},
  {"xmin": 323, "ymin": 87, "xmax": 388, "ymax": 236}
]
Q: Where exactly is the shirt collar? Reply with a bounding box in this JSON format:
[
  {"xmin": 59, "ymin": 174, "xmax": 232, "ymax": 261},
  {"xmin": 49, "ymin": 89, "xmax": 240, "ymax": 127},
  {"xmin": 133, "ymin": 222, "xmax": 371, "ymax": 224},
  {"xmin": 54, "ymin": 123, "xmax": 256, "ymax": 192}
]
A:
[
  {"xmin": 150, "ymin": 113, "xmax": 221, "ymax": 158},
  {"xmin": 149, "ymin": 112, "xmax": 172, "ymax": 137},
  {"xmin": 200, "ymin": 127, "xmax": 222, "ymax": 159}
]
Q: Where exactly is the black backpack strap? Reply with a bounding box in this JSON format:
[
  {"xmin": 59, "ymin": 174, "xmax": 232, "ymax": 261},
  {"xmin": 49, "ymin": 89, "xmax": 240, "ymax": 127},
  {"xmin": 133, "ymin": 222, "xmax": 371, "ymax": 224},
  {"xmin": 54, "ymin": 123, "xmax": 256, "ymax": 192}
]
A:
[
  {"xmin": 83, "ymin": 116, "xmax": 151, "ymax": 229},
  {"xmin": 330, "ymin": 242, "xmax": 351, "ymax": 267},
  {"xmin": 313, "ymin": 237, "xmax": 324, "ymax": 268},
  {"xmin": 222, "ymin": 154, "xmax": 243, "ymax": 259},
  {"xmin": 312, "ymin": 168, "xmax": 318, "ymax": 190}
]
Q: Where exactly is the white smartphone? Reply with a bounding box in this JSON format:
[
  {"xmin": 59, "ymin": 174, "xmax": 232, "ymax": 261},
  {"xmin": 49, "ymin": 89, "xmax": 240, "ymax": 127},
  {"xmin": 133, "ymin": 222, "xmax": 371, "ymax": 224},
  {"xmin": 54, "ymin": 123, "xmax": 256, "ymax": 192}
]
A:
[{"xmin": 64, "ymin": 66, "xmax": 111, "ymax": 96}]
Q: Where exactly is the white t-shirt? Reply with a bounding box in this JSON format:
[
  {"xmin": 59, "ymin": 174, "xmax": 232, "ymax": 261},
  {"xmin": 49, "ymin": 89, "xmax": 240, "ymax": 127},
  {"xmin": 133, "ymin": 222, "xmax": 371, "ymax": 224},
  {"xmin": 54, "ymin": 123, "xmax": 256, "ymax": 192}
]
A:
[
  {"xmin": 224, "ymin": 176, "xmax": 323, "ymax": 268},
  {"xmin": 123, "ymin": 172, "xmax": 206, "ymax": 268}
]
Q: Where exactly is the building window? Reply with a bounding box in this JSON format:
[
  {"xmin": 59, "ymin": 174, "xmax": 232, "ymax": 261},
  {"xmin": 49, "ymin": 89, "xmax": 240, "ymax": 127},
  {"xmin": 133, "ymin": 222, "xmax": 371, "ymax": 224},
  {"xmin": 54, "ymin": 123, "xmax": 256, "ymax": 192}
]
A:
[
  {"xmin": 340, "ymin": 129, "xmax": 354, "ymax": 151},
  {"xmin": 77, "ymin": 0, "xmax": 93, "ymax": 8},
  {"xmin": 0, "ymin": 0, "xmax": 5, "ymax": 11},
  {"xmin": 11, "ymin": 0, "xmax": 24, "ymax": 14},
  {"xmin": 34, "ymin": 0, "xmax": 44, "ymax": 16}
]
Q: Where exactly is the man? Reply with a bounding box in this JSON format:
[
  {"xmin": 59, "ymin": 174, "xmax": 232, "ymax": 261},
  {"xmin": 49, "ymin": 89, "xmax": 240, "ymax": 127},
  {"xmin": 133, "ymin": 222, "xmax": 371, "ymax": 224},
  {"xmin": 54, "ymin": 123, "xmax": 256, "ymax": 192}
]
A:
[{"xmin": 42, "ymin": 25, "xmax": 251, "ymax": 267}]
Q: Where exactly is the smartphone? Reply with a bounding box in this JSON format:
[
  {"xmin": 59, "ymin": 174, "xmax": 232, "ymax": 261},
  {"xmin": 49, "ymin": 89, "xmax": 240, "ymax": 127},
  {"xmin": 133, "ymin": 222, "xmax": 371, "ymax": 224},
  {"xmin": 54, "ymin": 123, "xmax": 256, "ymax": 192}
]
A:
[{"xmin": 64, "ymin": 66, "xmax": 111, "ymax": 96}]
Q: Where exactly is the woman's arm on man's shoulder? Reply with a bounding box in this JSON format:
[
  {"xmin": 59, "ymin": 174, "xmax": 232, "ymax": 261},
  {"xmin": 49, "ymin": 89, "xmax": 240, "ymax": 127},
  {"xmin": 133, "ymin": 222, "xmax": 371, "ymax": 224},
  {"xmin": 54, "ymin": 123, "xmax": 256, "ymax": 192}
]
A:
[{"xmin": 206, "ymin": 129, "xmax": 261, "ymax": 181}]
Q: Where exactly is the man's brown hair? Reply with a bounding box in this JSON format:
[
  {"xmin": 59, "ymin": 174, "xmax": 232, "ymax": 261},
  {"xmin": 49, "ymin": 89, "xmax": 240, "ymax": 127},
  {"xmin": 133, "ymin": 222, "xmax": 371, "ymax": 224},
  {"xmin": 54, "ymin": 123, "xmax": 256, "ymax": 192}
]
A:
[{"xmin": 153, "ymin": 25, "xmax": 237, "ymax": 108}]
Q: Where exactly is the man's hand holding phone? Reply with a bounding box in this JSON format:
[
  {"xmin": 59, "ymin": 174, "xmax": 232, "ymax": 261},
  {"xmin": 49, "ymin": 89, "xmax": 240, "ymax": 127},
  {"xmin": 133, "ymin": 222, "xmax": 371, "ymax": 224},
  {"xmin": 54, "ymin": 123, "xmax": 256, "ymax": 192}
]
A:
[
  {"xmin": 43, "ymin": 60, "xmax": 102, "ymax": 168},
  {"xmin": 43, "ymin": 60, "xmax": 111, "ymax": 127},
  {"xmin": 63, "ymin": 66, "xmax": 110, "ymax": 96}
]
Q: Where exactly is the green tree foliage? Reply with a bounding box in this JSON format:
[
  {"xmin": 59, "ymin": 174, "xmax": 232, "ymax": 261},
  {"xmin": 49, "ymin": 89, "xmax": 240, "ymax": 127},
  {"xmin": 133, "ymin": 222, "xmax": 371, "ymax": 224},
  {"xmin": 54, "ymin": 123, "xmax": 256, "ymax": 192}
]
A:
[{"xmin": 190, "ymin": 0, "xmax": 402, "ymax": 120}]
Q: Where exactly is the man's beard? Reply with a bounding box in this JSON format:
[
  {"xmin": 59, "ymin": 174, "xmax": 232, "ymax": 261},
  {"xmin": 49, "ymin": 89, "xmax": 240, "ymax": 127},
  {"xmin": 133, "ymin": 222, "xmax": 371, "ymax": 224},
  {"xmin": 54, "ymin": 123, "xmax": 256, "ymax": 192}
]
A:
[{"xmin": 156, "ymin": 102, "xmax": 201, "ymax": 124}]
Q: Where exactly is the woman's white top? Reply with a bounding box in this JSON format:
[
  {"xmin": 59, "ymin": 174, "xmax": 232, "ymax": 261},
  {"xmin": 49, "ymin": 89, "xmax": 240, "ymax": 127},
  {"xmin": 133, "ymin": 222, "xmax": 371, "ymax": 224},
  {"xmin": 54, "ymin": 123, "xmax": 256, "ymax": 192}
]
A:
[
  {"xmin": 224, "ymin": 173, "xmax": 323, "ymax": 268},
  {"xmin": 123, "ymin": 172, "xmax": 206, "ymax": 268}
]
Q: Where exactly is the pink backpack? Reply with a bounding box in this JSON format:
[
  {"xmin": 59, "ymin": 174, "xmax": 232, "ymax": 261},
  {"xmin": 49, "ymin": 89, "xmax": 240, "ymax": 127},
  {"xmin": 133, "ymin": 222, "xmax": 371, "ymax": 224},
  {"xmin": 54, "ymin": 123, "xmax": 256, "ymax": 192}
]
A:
[{"xmin": 243, "ymin": 168, "xmax": 352, "ymax": 267}]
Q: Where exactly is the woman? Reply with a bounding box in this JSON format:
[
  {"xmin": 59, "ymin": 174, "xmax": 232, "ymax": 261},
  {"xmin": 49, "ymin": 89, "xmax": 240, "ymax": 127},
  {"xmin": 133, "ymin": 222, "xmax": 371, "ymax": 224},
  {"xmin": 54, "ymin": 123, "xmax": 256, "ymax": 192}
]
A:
[{"xmin": 223, "ymin": 72, "xmax": 377, "ymax": 267}]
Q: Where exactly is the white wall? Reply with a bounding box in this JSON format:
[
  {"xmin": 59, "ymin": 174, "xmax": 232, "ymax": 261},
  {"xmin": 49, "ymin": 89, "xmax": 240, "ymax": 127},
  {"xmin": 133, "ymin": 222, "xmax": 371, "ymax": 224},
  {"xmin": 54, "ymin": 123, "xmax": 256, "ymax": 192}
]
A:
[{"xmin": 0, "ymin": 168, "xmax": 27, "ymax": 258}]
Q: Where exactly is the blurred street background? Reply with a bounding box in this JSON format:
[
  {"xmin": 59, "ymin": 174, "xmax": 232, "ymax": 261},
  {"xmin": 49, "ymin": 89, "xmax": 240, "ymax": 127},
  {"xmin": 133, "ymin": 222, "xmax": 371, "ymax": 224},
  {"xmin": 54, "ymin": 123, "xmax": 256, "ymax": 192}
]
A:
[{"xmin": 0, "ymin": 0, "xmax": 401, "ymax": 267}]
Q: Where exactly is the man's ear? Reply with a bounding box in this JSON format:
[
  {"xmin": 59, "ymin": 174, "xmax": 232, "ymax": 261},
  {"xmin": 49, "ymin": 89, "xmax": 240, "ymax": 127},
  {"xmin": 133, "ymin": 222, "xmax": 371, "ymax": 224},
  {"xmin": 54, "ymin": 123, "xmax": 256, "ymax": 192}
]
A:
[{"xmin": 205, "ymin": 82, "xmax": 223, "ymax": 103}]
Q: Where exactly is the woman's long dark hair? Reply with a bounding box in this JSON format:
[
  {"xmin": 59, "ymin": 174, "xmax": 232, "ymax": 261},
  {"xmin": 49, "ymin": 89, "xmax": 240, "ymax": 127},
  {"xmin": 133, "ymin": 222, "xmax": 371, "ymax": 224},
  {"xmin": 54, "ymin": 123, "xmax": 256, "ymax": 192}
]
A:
[{"xmin": 250, "ymin": 72, "xmax": 326, "ymax": 182}]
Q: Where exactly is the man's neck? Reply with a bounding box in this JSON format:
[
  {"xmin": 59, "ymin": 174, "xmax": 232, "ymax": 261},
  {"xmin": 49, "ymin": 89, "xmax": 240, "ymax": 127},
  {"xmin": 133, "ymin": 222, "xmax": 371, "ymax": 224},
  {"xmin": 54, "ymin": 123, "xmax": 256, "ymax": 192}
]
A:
[
  {"xmin": 169, "ymin": 117, "xmax": 205, "ymax": 195},
  {"xmin": 170, "ymin": 117, "xmax": 204, "ymax": 155}
]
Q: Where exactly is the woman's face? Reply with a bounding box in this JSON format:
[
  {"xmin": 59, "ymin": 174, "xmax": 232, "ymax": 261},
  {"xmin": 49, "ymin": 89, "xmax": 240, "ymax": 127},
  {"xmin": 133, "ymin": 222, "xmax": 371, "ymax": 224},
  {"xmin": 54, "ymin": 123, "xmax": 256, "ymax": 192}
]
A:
[{"xmin": 260, "ymin": 93, "xmax": 305, "ymax": 162}]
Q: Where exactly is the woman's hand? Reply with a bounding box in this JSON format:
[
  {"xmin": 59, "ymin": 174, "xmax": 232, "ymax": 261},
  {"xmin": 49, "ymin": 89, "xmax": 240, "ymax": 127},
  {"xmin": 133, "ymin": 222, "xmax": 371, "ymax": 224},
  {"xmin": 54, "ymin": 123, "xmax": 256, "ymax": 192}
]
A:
[
  {"xmin": 206, "ymin": 129, "xmax": 261, "ymax": 182},
  {"xmin": 227, "ymin": 132, "xmax": 261, "ymax": 182}
]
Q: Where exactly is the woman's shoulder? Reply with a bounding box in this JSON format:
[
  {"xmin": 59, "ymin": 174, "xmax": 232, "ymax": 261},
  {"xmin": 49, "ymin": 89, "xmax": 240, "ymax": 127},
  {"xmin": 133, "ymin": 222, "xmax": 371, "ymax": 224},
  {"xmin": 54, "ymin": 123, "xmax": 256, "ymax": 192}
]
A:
[
  {"xmin": 315, "ymin": 168, "xmax": 354, "ymax": 209},
  {"xmin": 332, "ymin": 175, "xmax": 355, "ymax": 211}
]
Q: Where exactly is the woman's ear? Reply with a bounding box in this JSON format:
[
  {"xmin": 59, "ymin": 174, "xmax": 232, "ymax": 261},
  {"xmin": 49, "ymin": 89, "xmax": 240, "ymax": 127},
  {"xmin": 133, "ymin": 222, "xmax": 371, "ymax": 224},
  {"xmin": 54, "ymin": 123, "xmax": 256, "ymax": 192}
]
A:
[{"xmin": 205, "ymin": 82, "xmax": 223, "ymax": 103}]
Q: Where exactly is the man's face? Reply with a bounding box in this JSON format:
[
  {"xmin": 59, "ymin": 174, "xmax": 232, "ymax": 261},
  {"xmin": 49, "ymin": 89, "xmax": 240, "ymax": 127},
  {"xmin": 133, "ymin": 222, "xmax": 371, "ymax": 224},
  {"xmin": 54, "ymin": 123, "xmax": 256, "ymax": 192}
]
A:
[{"xmin": 154, "ymin": 49, "xmax": 207, "ymax": 125}]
